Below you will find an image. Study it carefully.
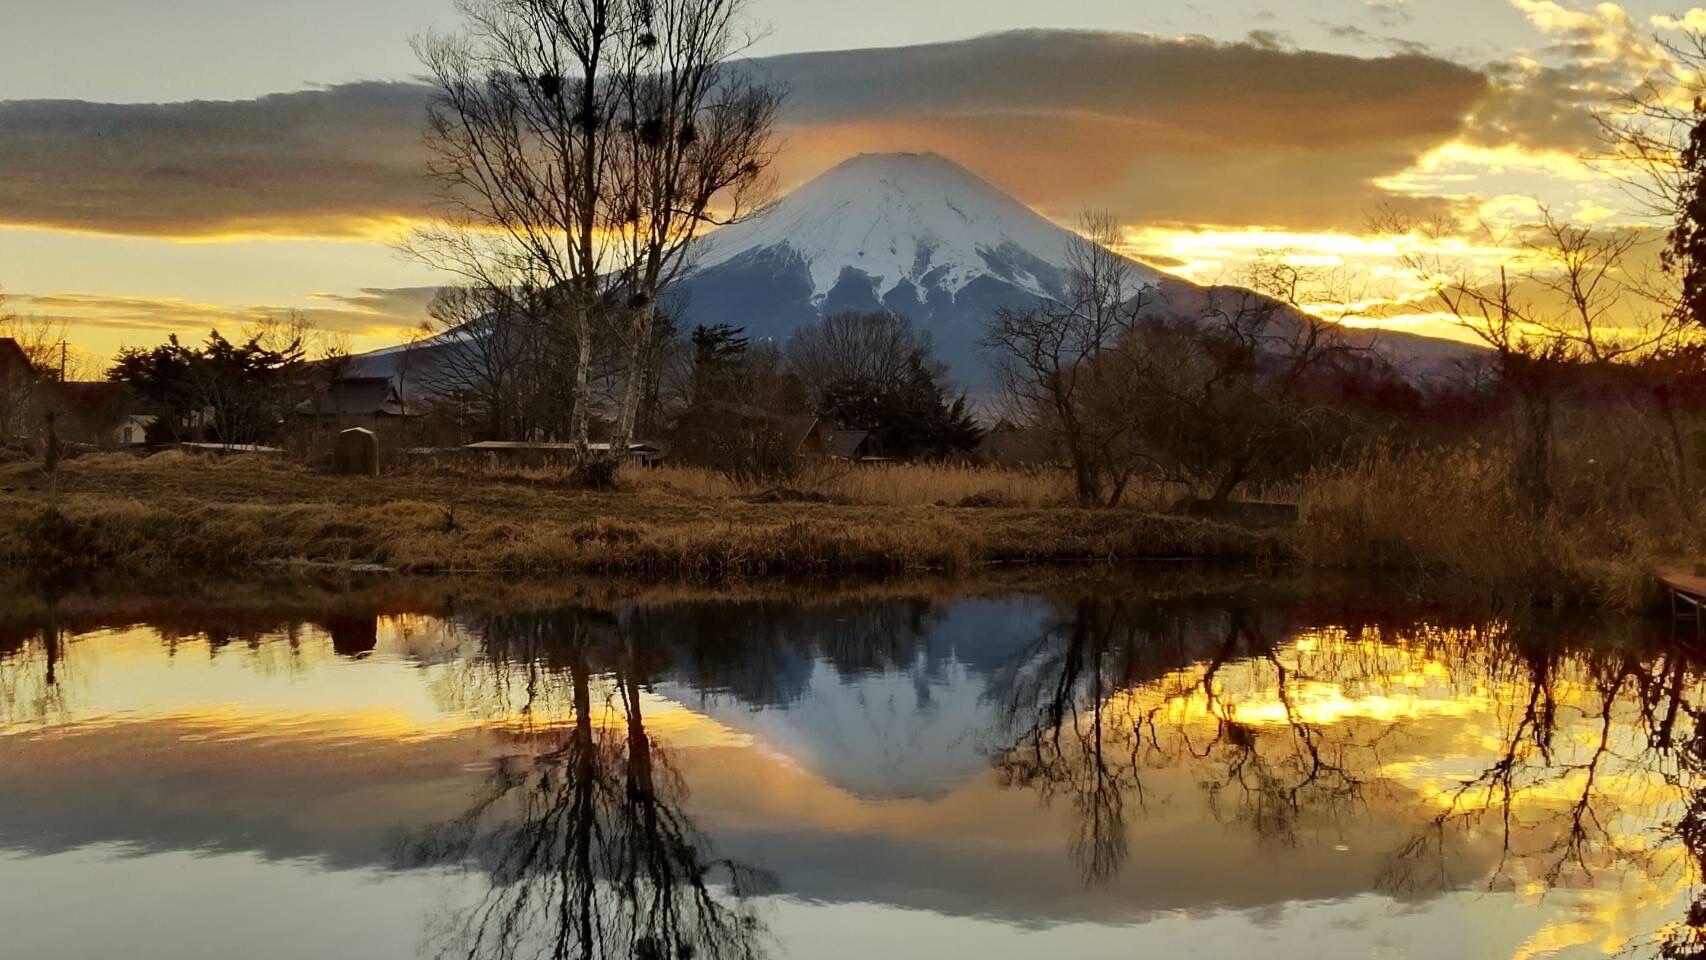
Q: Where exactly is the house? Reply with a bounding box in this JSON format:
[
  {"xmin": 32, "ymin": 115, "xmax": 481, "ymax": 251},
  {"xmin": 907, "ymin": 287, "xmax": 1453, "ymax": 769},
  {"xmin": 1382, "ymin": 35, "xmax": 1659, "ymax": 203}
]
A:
[
  {"xmin": 0, "ymin": 338, "xmax": 30, "ymax": 385},
  {"xmin": 115, "ymin": 414, "xmax": 158, "ymax": 447},
  {"xmin": 701, "ymin": 406, "xmax": 883, "ymax": 462},
  {"xmin": 296, "ymin": 376, "xmax": 417, "ymax": 426},
  {"xmin": 0, "ymin": 338, "xmax": 38, "ymax": 440},
  {"xmin": 782, "ymin": 417, "xmax": 877, "ymax": 461},
  {"xmin": 976, "ymin": 421, "xmax": 1054, "ymax": 466},
  {"xmin": 774, "ymin": 414, "xmax": 825, "ymax": 456},
  {"xmin": 47, "ymin": 381, "xmax": 133, "ymax": 447}
]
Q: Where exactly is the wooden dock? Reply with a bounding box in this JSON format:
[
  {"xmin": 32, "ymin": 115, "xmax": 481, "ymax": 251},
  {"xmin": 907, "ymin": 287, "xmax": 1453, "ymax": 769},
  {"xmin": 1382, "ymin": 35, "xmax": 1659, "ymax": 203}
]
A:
[{"xmin": 1660, "ymin": 567, "xmax": 1706, "ymax": 640}]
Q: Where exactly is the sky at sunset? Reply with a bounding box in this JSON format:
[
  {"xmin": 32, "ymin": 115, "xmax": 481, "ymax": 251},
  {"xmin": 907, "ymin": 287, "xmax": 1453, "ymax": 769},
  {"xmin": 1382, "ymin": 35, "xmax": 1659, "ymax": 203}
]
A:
[{"xmin": 2, "ymin": 0, "xmax": 1703, "ymax": 365}]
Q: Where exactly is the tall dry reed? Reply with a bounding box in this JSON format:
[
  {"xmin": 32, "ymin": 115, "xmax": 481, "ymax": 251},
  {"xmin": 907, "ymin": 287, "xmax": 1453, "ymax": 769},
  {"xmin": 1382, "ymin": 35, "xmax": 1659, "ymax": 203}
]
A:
[{"xmin": 1298, "ymin": 408, "xmax": 1703, "ymax": 609}]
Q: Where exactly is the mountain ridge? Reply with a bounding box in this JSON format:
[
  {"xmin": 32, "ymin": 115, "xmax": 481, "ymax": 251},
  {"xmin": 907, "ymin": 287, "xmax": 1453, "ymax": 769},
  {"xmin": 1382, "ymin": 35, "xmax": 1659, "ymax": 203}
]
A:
[
  {"xmin": 349, "ymin": 151, "xmax": 1483, "ymax": 392},
  {"xmin": 670, "ymin": 150, "xmax": 1481, "ymax": 385}
]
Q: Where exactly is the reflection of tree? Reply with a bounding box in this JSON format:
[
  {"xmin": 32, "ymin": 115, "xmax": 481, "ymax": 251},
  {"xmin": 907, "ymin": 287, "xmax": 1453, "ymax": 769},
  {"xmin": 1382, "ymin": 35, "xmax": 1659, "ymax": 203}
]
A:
[
  {"xmin": 985, "ymin": 593, "xmax": 1706, "ymax": 960},
  {"xmin": 987, "ymin": 597, "xmax": 1144, "ymax": 884},
  {"xmin": 987, "ymin": 597, "xmax": 1385, "ymax": 884},
  {"xmin": 1185, "ymin": 610, "xmax": 1376, "ymax": 848},
  {"xmin": 0, "ymin": 622, "xmax": 67, "ymax": 728},
  {"xmin": 1378, "ymin": 627, "xmax": 1666, "ymax": 900},
  {"xmin": 405, "ymin": 609, "xmax": 769, "ymax": 960}
]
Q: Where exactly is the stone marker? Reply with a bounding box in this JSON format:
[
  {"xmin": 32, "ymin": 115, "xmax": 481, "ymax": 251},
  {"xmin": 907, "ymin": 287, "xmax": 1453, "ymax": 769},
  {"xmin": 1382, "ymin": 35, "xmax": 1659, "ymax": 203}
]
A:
[{"xmin": 333, "ymin": 427, "xmax": 380, "ymax": 476}]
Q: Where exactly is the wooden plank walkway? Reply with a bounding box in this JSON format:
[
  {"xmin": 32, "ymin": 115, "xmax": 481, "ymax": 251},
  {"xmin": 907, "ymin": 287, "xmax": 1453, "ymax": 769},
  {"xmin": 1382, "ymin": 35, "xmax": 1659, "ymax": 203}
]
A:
[{"xmin": 1659, "ymin": 567, "xmax": 1706, "ymax": 640}]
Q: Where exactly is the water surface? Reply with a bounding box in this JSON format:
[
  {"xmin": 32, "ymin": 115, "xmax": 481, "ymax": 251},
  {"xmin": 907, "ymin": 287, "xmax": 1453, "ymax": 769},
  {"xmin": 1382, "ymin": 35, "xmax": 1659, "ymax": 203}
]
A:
[{"xmin": 1, "ymin": 577, "xmax": 1701, "ymax": 958}]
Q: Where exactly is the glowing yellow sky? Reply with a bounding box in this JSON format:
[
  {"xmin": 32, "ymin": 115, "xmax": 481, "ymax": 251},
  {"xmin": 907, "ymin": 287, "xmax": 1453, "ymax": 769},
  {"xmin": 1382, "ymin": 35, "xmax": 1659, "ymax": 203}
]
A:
[{"xmin": 3, "ymin": 0, "xmax": 1701, "ymax": 365}]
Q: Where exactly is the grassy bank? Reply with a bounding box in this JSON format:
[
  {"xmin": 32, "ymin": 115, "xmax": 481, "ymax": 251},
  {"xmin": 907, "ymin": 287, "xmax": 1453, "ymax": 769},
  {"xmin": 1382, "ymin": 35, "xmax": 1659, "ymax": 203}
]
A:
[
  {"xmin": 1298, "ymin": 435, "xmax": 1702, "ymax": 610},
  {"xmin": 6, "ymin": 439, "xmax": 1695, "ymax": 610},
  {"xmin": 0, "ymin": 453, "xmax": 1284, "ymax": 580}
]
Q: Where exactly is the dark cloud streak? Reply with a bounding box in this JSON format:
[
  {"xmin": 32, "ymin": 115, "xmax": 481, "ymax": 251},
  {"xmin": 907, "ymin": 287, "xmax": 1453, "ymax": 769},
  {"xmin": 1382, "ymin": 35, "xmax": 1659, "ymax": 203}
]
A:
[
  {"xmin": 0, "ymin": 30, "xmax": 1542, "ymax": 238},
  {"xmin": 0, "ymin": 83, "xmax": 433, "ymax": 236}
]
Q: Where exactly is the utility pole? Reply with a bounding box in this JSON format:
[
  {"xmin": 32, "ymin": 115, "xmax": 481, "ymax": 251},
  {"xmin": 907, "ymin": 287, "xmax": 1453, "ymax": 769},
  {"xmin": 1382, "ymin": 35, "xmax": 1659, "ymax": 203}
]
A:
[{"xmin": 59, "ymin": 339, "xmax": 67, "ymax": 383}]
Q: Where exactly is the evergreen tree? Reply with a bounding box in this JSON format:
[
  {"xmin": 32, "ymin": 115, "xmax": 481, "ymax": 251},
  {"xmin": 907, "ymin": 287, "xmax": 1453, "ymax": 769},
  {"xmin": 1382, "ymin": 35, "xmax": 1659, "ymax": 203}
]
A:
[
  {"xmin": 1667, "ymin": 98, "xmax": 1706, "ymax": 326},
  {"xmin": 109, "ymin": 329, "xmax": 306, "ymax": 445},
  {"xmin": 820, "ymin": 352, "xmax": 982, "ymax": 459}
]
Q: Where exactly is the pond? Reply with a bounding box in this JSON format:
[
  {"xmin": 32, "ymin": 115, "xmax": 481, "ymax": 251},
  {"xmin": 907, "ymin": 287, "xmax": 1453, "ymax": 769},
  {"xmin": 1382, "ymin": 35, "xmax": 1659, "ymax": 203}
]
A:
[{"xmin": 1, "ymin": 573, "xmax": 1702, "ymax": 959}]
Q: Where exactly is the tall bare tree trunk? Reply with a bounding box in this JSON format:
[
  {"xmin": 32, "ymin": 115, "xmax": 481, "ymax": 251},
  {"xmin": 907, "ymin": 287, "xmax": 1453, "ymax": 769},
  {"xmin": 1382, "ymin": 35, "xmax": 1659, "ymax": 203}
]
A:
[
  {"xmin": 610, "ymin": 300, "xmax": 655, "ymax": 458},
  {"xmin": 571, "ymin": 303, "xmax": 594, "ymax": 452}
]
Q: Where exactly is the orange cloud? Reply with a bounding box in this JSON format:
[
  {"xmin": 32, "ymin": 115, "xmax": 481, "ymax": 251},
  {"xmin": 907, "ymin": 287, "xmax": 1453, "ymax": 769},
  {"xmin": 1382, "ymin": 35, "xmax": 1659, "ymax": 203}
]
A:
[{"xmin": 0, "ymin": 32, "xmax": 1494, "ymax": 240}]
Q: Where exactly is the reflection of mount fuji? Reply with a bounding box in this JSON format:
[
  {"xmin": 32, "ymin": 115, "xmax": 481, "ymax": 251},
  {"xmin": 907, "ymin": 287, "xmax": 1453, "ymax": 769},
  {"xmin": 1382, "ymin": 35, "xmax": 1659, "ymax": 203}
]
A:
[
  {"xmin": 635, "ymin": 593, "xmax": 1290, "ymax": 801},
  {"xmin": 649, "ymin": 596, "xmax": 1049, "ymax": 800}
]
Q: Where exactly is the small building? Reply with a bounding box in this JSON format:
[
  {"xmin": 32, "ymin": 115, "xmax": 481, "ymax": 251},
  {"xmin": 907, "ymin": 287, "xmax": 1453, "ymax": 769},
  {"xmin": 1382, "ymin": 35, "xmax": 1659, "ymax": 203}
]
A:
[
  {"xmin": 0, "ymin": 338, "xmax": 31, "ymax": 385},
  {"xmin": 296, "ymin": 376, "xmax": 416, "ymax": 427},
  {"xmin": 778, "ymin": 417, "xmax": 878, "ymax": 461},
  {"xmin": 976, "ymin": 421, "xmax": 1054, "ymax": 466},
  {"xmin": 0, "ymin": 338, "xmax": 39, "ymax": 441},
  {"xmin": 115, "ymin": 414, "xmax": 157, "ymax": 447},
  {"xmin": 774, "ymin": 414, "xmax": 827, "ymax": 456},
  {"xmin": 48, "ymin": 381, "xmax": 134, "ymax": 447}
]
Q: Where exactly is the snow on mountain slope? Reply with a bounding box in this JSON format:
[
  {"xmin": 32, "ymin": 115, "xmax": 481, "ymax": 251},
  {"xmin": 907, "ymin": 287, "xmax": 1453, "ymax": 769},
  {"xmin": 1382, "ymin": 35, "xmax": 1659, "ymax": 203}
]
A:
[
  {"xmin": 671, "ymin": 152, "xmax": 1187, "ymax": 381},
  {"xmin": 688, "ymin": 151, "xmax": 1166, "ymax": 302}
]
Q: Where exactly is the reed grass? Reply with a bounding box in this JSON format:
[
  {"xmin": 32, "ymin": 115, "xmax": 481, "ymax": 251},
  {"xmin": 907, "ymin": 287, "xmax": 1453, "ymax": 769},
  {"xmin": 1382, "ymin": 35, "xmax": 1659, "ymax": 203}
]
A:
[{"xmin": 1297, "ymin": 424, "xmax": 1700, "ymax": 609}]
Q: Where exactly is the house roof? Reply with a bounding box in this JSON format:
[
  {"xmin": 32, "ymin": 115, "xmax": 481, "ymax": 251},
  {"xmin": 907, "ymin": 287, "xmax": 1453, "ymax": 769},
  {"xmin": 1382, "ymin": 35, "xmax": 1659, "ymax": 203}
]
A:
[
  {"xmin": 693, "ymin": 402, "xmax": 822, "ymax": 453},
  {"xmin": 822, "ymin": 429, "xmax": 871, "ymax": 459},
  {"xmin": 976, "ymin": 424, "xmax": 1052, "ymax": 462},
  {"xmin": 0, "ymin": 338, "xmax": 32, "ymax": 379},
  {"xmin": 773, "ymin": 414, "xmax": 821, "ymax": 453},
  {"xmin": 298, "ymin": 377, "xmax": 410, "ymax": 417}
]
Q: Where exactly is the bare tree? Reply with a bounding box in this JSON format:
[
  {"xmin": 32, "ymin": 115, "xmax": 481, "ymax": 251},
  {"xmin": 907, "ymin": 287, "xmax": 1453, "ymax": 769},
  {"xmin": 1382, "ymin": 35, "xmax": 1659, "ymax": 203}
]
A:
[
  {"xmin": 984, "ymin": 212, "xmax": 1156, "ymax": 506},
  {"xmin": 1379, "ymin": 207, "xmax": 1687, "ymax": 509},
  {"xmin": 784, "ymin": 310, "xmax": 931, "ymax": 405},
  {"xmin": 1133, "ymin": 254, "xmax": 1373, "ymax": 503},
  {"xmin": 411, "ymin": 0, "xmax": 635, "ymax": 453},
  {"xmin": 412, "ymin": 0, "xmax": 779, "ymax": 473},
  {"xmin": 417, "ymin": 284, "xmax": 542, "ymax": 440},
  {"xmin": 603, "ymin": 0, "xmax": 781, "ymax": 458},
  {"xmin": 1596, "ymin": 30, "xmax": 1706, "ymax": 225}
]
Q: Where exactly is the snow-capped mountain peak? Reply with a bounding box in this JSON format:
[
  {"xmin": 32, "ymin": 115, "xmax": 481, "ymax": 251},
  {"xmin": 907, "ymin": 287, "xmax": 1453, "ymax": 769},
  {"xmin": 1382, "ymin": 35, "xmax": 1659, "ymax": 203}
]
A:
[
  {"xmin": 688, "ymin": 151, "xmax": 1164, "ymax": 307},
  {"xmin": 670, "ymin": 152, "xmax": 1177, "ymax": 379}
]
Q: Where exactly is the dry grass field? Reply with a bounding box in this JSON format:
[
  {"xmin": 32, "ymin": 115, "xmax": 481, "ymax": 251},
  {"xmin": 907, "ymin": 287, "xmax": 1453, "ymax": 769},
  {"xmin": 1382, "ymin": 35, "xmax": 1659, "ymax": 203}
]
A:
[{"xmin": 0, "ymin": 452, "xmax": 1284, "ymax": 580}]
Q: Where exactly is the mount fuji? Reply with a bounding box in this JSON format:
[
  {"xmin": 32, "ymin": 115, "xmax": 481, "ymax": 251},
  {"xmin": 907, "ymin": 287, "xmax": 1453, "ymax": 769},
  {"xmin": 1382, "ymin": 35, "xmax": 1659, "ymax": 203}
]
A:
[
  {"xmin": 347, "ymin": 151, "xmax": 1478, "ymax": 390},
  {"xmin": 673, "ymin": 151, "xmax": 1163, "ymax": 381},
  {"xmin": 668, "ymin": 151, "xmax": 1478, "ymax": 385}
]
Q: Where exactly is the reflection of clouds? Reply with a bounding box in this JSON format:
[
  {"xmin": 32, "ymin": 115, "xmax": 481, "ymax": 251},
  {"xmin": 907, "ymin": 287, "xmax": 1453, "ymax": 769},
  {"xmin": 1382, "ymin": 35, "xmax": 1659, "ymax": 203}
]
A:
[{"xmin": 3, "ymin": 597, "xmax": 1705, "ymax": 948}]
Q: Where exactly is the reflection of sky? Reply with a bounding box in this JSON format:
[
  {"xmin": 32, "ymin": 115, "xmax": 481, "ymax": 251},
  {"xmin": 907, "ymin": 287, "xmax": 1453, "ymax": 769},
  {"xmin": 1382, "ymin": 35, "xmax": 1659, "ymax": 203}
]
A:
[{"xmin": 0, "ymin": 600, "xmax": 1696, "ymax": 958}]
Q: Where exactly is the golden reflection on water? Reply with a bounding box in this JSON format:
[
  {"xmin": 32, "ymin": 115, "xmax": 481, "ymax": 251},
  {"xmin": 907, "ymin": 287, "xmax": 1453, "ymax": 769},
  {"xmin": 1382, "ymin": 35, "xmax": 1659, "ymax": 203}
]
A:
[
  {"xmin": 2, "ymin": 595, "xmax": 1703, "ymax": 958},
  {"xmin": 1065, "ymin": 622, "xmax": 1697, "ymax": 957}
]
